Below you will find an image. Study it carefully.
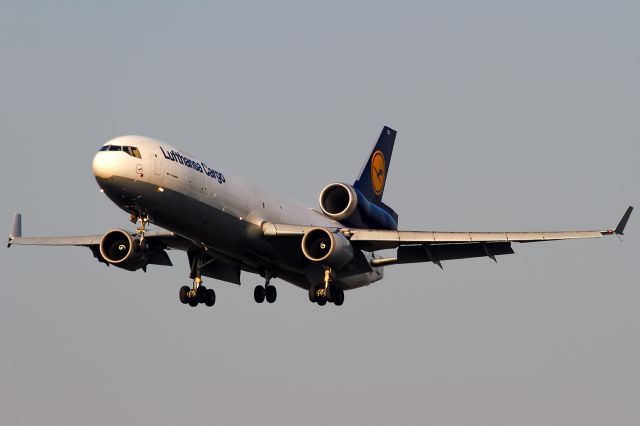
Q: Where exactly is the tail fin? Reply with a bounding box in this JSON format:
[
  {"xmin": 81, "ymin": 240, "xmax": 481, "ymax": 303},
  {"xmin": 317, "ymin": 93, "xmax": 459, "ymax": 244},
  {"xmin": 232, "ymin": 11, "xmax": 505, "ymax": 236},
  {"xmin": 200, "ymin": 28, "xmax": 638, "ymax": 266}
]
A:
[{"xmin": 354, "ymin": 126, "xmax": 396, "ymax": 205}]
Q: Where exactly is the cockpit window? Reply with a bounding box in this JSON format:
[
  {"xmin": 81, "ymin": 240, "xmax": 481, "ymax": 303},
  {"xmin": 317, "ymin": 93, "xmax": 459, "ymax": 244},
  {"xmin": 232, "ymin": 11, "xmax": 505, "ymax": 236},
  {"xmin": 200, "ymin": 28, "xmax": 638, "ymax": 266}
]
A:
[
  {"xmin": 99, "ymin": 145, "xmax": 142, "ymax": 158},
  {"xmin": 125, "ymin": 146, "xmax": 142, "ymax": 158}
]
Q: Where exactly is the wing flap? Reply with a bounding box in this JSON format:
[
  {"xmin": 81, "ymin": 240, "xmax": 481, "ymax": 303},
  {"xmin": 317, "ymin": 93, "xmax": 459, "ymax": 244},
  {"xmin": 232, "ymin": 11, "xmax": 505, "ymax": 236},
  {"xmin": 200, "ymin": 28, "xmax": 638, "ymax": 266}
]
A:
[
  {"xmin": 350, "ymin": 229, "xmax": 606, "ymax": 250},
  {"xmin": 398, "ymin": 242, "xmax": 515, "ymax": 264}
]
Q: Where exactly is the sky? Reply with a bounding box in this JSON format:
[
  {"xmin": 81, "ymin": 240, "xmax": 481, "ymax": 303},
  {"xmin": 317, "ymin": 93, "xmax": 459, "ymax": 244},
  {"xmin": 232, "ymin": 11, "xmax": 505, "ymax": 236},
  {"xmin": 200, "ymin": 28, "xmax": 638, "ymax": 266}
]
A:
[{"xmin": 1, "ymin": 1, "xmax": 638, "ymax": 425}]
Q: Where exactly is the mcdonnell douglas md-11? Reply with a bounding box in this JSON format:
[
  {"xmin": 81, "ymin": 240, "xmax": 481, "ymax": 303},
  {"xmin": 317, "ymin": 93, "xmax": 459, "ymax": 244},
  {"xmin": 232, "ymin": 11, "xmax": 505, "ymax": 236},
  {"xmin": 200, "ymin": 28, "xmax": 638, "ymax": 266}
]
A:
[{"xmin": 7, "ymin": 127, "xmax": 633, "ymax": 307}]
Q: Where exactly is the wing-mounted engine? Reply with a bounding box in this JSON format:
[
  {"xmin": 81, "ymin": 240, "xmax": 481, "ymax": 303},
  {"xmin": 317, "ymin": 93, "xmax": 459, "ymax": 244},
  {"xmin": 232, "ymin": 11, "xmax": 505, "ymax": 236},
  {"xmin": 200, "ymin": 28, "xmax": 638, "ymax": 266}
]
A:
[
  {"xmin": 301, "ymin": 227, "xmax": 354, "ymax": 268},
  {"xmin": 319, "ymin": 182, "xmax": 398, "ymax": 230},
  {"xmin": 98, "ymin": 229, "xmax": 171, "ymax": 271}
]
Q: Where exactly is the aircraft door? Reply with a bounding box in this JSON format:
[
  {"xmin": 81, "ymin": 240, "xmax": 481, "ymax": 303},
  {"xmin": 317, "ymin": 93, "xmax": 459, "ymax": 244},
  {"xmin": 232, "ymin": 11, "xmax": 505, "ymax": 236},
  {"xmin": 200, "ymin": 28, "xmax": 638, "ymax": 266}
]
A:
[{"xmin": 153, "ymin": 150, "xmax": 162, "ymax": 175}]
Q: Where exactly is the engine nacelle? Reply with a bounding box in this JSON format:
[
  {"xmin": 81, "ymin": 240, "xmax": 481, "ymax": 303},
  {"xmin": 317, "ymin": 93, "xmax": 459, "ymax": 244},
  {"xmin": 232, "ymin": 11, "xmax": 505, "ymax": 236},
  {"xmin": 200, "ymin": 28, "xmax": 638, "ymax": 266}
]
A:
[
  {"xmin": 301, "ymin": 227, "xmax": 354, "ymax": 268},
  {"xmin": 319, "ymin": 182, "xmax": 398, "ymax": 230},
  {"xmin": 99, "ymin": 229, "xmax": 149, "ymax": 271}
]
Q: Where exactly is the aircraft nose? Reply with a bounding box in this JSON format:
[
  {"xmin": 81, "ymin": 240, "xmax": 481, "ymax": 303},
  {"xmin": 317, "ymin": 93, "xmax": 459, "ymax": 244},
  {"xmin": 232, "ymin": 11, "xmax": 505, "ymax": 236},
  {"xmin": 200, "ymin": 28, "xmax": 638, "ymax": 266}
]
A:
[{"xmin": 92, "ymin": 151, "xmax": 116, "ymax": 179}]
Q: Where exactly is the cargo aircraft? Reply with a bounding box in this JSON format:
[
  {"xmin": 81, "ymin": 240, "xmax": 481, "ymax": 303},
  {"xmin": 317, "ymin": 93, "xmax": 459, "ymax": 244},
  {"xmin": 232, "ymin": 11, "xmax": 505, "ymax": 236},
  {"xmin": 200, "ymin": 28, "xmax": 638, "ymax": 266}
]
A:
[{"xmin": 7, "ymin": 127, "xmax": 633, "ymax": 307}]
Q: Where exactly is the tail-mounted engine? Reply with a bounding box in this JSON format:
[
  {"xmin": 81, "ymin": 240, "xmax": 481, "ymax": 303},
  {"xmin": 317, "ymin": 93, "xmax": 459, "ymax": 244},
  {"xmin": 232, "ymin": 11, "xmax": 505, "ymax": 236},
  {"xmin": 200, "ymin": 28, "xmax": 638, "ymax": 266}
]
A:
[
  {"xmin": 301, "ymin": 227, "xmax": 354, "ymax": 268},
  {"xmin": 99, "ymin": 229, "xmax": 151, "ymax": 271},
  {"xmin": 319, "ymin": 182, "xmax": 398, "ymax": 230}
]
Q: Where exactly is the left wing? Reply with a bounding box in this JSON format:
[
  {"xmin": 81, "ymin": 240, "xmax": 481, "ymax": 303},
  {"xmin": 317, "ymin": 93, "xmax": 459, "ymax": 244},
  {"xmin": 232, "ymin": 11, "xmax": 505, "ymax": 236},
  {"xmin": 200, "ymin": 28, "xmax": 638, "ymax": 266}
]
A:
[{"xmin": 264, "ymin": 206, "xmax": 633, "ymax": 266}]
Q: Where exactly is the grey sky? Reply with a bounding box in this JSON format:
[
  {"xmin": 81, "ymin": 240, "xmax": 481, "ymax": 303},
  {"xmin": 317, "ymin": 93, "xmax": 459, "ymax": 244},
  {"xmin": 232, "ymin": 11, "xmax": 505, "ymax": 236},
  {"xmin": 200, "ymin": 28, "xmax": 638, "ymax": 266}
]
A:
[{"xmin": 1, "ymin": 1, "xmax": 638, "ymax": 425}]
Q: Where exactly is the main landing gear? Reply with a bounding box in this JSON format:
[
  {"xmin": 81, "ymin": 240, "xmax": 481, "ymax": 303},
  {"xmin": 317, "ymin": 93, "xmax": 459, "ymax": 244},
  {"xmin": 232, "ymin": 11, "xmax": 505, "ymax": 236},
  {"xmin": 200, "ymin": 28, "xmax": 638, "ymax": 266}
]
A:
[
  {"xmin": 179, "ymin": 253, "xmax": 216, "ymax": 308},
  {"xmin": 308, "ymin": 268, "xmax": 344, "ymax": 306},
  {"xmin": 254, "ymin": 272, "xmax": 277, "ymax": 304},
  {"xmin": 179, "ymin": 277, "xmax": 216, "ymax": 307}
]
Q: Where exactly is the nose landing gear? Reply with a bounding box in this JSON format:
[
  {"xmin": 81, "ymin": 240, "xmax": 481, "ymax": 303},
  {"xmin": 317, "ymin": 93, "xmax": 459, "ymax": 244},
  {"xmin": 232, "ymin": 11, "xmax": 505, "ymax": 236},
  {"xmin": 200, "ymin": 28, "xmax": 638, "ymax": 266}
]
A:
[{"xmin": 130, "ymin": 211, "xmax": 150, "ymax": 243}]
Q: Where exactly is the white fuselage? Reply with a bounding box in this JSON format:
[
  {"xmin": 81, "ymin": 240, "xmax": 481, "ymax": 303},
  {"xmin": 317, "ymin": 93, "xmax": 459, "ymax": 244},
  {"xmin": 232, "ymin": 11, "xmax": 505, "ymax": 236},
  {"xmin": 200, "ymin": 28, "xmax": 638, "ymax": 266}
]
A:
[{"xmin": 92, "ymin": 135, "xmax": 383, "ymax": 290}]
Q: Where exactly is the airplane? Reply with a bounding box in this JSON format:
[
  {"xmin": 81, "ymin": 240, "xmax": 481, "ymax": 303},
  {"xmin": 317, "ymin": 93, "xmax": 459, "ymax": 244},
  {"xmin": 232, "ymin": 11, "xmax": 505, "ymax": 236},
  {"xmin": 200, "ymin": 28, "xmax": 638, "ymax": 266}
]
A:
[{"xmin": 7, "ymin": 126, "xmax": 633, "ymax": 307}]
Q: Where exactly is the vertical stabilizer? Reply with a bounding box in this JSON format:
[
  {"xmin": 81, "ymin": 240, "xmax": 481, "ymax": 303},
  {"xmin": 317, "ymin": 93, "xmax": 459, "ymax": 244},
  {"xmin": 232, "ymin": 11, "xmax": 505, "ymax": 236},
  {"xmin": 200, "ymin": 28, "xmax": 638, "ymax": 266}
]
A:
[{"xmin": 353, "ymin": 126, "xmax": 396, "ymax": 205}]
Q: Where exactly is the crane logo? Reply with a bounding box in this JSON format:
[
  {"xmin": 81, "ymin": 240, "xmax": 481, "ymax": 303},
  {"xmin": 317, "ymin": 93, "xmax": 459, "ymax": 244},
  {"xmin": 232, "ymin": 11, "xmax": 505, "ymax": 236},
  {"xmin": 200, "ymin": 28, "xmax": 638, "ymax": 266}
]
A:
[{"xmin": 370, "ymin": 150, "xmax": 386, "ymax": 196}]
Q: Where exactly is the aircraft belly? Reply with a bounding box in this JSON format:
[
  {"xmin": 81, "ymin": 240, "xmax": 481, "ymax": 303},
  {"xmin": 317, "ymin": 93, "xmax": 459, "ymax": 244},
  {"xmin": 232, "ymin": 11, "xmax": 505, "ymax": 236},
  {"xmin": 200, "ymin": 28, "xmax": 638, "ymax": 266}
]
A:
[
  {"xmin": 96, "ymin": 176, "xmax": 307, "ymax": 273},
  {"xmin": 95, "ymin": 176, "xmax": 380, "ymax": 291}
]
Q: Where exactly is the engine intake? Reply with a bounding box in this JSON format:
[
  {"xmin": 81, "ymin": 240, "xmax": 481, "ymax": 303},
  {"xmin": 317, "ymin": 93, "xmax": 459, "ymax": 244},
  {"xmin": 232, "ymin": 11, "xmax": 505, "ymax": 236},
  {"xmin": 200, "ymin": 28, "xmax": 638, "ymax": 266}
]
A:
[
  {"xmin": 319, "ymin": 182, "xmax": 358, "ymax": 220},
  {"xmin": 301, "ymin": 227, "xmax": 354, "ymax": 268},
  {"xmin": 319, "ymin": 183, "xmax": 398, "ymax": 230},
  {"xmin": 99, "ymin": 229, "xmax": 149, "ymax": 271}
]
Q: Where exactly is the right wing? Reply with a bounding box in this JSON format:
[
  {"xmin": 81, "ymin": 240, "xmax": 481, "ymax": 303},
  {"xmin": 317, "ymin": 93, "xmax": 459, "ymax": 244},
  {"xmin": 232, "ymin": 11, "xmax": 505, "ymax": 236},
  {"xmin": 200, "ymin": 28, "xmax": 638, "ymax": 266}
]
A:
[
  {"xmin": 8, "ymin": 229, "xmax": 180, "ymax": 248},
  {"xmin": 7, "ymin": 213, "xmax": 243, "ymax": 283}
]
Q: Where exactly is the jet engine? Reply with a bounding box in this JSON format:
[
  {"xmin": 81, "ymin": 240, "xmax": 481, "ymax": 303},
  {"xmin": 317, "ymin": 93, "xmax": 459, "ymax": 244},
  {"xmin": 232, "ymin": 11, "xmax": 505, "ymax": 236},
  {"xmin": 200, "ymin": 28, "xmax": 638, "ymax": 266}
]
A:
[
  {"xmin": 319, "ymin": 182, "xmax": 398, "ymax": 230},
  {"xmin": 301, "ymin": 227, "xmax": 354, "ymax": 268},
  {"xmin": 99, "ymin": 229, "xmax": 150, "ymax": 271}
]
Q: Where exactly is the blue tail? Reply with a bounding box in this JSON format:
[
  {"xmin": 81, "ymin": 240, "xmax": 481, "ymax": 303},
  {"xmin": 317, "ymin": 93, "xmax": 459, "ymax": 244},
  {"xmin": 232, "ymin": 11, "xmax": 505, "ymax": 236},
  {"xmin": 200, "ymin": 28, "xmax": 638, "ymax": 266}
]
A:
[{"xmin": 353, "ymin": 126, "xmax": 399, "ymax": 224}]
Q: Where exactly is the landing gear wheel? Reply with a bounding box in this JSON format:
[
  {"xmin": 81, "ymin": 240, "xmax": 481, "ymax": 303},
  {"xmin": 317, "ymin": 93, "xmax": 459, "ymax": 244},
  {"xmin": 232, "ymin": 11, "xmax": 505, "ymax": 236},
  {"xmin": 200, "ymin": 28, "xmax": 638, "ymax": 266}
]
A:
[
  {"xmin": 196, "ymin": 285, "xmax": 207, "ymax": 303},
  {"xmin": 265, "ymin": 285, "xmax": 277, "ymax": 303},
  {"xmin": 326, "ymin": 285, "xmax": 337, "ymax": 303},
  {"xmin": 317, "ymin": 298, "xmax": 327, "ymax": 306},
  {"xmin": 254, "ymin": 285, "xmax": 266, "ymax": 303},
  {"xmin": 204, "ymin": 289, "xmax": 216, "ymax": 307},
  {"xmin": 179, "ymin": 286, "xmax": 190, "ymax": 304},
  {"xmin": 308, "ymin": 285, "xmax": 318, "ymax": 303},
  {"xmin": 333, "ymin": 287, "xmax": 344, "ymax": 306},
  {"xmin": 188, "ymin": 298, "xmax": 198, "ymax": 307}
]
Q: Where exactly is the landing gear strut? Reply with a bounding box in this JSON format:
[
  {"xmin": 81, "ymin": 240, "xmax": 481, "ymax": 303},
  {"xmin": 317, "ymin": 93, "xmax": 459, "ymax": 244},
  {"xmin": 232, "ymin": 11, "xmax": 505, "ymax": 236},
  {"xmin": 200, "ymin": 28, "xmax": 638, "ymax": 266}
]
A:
[
  {"xmin": 254, "ymin": 271, "xmax": 277, "ymax": 304},
  {"xmin": 308, "ymin": 268, "xmax": 344, "ymax": 306},
  {"xmin": 131, "ymin": 212, "xmax": 149, "ymax": 244},
  {"xmin": 179, "ymin": 254, "xmax": 216, "ymax": 307}
]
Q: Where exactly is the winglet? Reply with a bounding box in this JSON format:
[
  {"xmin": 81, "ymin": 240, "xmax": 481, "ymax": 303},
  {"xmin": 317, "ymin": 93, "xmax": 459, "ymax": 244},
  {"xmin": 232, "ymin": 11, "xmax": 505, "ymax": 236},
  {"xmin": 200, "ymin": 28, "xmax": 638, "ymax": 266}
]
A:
[
  {"xmin": 614, "ymin": 206, "xmax": 633, "ymax": 235},
  {"xmin": 8, "ymin": 213, "xmax": 22, "ymax": 248}
]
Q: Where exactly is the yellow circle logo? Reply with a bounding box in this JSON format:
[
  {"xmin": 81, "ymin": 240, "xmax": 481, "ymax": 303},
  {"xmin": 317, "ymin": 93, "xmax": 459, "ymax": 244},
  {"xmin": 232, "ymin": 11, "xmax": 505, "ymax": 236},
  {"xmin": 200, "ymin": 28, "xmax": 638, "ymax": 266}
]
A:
[{"xmin": 370, "ymin": 150, "xmax": 386, "ymax": 196}]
